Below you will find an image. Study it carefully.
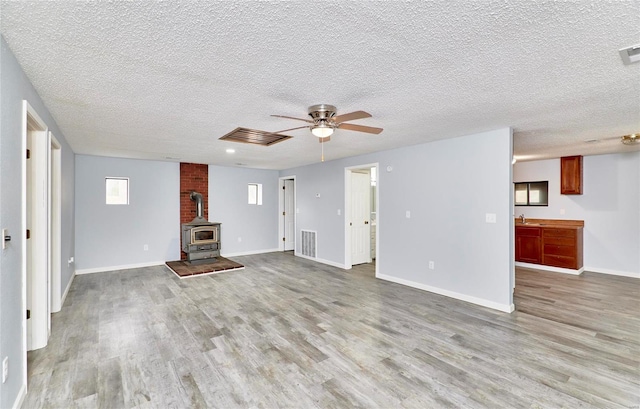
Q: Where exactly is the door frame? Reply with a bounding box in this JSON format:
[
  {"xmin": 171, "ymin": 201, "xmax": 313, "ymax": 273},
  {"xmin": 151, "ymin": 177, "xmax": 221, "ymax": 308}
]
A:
[
  {"xmin": 49, "ymin": 132, "xmax": 62, "ymax": 313},
  {"xmin": 278, "ymin": 175, "xmax": 297, "ymax": 252},
  {"xmin": 344, "ymin": 163, "xmax": 379, "ymax": 271}
]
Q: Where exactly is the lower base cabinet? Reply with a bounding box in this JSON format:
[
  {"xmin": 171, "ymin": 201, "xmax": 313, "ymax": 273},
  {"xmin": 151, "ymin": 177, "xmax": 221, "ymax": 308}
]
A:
[
  {"xmin": 516, "ymin": 224, "xmax": 583, "ymax": 270},
  {"xmin": 515, "ymin": 226, "xmax": 541, "ymax": 264},
  {"xmin": 542, "ymin": 227, "xmax": 583, "ymax": 269}
]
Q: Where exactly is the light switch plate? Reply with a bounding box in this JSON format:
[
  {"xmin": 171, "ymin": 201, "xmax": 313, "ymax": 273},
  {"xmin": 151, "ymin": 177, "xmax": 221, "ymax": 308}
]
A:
[
  {"xmin": 405, "ymin": 211, "xmax": 411, "ymax": 219},
  {"xmin": 485, "ymin": 213, "xmax": 497, "ymax": 223}
]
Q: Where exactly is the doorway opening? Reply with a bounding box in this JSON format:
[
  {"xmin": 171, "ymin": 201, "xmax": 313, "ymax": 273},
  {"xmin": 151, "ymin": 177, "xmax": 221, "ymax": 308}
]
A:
[
  {"xmin": 278, "ymin": 176, "xmax": 296, "ymax": 252},
  {"xmin": 345, "ymin": 163, "xmax": 378, "ymax": 273}
]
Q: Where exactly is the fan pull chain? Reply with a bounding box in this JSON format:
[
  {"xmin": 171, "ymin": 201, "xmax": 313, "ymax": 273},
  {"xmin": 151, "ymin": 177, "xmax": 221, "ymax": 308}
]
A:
[{"xmin": 321, "ymin": 140, "xmax": 324, "ymax": 162}]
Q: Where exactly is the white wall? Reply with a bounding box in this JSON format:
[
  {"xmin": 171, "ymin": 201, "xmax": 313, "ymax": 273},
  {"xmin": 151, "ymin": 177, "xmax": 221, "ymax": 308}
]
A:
[
  {"xmin": 278, "ymin": 160, "xmax": 346, "ymax": 264},
  {"xmin": 281, "ymin": 128, "xmax": 514, "ymax": 312},
  {"xmin": 75, "ymin": 155, "xmax": 180, "ymax": 272},
  {"xmin": 514, "ymin": 152, "xmax": 640, "ymax": 277},
  {"xmin": 209, "ymin": 165, "xmax": 279, "ymax": 256},
  {"xmin": 0, "ymin": 36, "xmax": 76, "ymax": 408}
]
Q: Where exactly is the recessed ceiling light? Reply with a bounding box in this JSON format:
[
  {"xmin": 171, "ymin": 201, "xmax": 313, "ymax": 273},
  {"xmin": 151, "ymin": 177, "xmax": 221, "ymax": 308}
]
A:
[
  {"xmin": 226, "ymin": 148, "xmax": 235, "ymax": 154},
  {"xmin": 619, "ymin": 44, "xmax": 640, "ymax": 65}
]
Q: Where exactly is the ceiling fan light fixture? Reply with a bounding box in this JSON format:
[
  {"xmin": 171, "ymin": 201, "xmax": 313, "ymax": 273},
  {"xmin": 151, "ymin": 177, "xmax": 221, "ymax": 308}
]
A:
[
  {"xmin": 311, "ymin": 123, "xmax": 334, "ymax": 138},
  {"xmin": 621, "ymin": 133, "xmax": 639, "ymax": 145}
]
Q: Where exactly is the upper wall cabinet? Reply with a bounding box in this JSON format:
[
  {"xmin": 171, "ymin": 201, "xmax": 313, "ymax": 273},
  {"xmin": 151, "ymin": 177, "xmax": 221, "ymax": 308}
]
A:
[{"xmin": 560, "ymin": 155, "xmax": 583, "ymax": 195}]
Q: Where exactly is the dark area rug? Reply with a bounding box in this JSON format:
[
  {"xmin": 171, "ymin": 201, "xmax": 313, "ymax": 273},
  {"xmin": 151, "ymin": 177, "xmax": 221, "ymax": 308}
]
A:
[{"xmin": 165, "ymin": 257, "xmax": 244, "ymax": 279}]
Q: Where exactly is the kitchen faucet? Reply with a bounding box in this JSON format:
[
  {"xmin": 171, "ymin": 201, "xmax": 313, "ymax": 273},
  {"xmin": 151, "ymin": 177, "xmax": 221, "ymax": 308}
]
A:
[{"xmin": 519, "ymin": 214, "xmax": 526, "ymax": 223}]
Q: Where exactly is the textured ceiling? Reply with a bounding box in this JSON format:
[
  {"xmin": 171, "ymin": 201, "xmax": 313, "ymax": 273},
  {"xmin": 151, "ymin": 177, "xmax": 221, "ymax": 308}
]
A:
[{"xmin": 1, "ymin": 1, "xmax": 639, "ymax": 169}]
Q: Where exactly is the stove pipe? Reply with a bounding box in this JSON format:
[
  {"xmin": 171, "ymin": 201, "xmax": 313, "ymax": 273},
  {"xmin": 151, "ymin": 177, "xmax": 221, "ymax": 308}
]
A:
[{"xmin": 190, "ymin": 191, "xmax": 207, "ymax": 223}]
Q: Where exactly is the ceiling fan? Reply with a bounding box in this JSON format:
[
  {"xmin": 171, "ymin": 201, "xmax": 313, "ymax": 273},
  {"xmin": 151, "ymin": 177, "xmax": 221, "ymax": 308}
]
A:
[
  {"xmin": 272, "ymin": 104, "xmax": 383, "ymax": 143},
  {"xmin": 584, "ymin": 132, "xmax": 640, "ymax": 146}
]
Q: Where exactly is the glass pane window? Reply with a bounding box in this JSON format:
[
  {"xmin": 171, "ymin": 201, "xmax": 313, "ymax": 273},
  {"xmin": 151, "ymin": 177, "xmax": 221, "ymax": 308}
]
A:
[
  {"xmin": 514, "ymin": 181, "xmax": 548, "ymax": 206},
  {"xmin": 106, "ymin": 177, "xmax": 129, "ymax": 205},
  {"xmin": 248, "ymin": 183, "xmax": 262, "ymax": 205},
  {"xmin": 514, "ymin": 183, "xmax": 528, "ymax": 205},
  {"xmin": 528, "ymin": 182, "xmax": 548, "ymax": 205}
]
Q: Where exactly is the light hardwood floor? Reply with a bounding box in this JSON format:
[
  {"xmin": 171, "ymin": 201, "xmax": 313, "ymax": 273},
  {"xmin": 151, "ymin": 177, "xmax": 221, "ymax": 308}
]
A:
[{"xmin": 25, "ymin": 253, "xmax": 639, "ymax": 408}]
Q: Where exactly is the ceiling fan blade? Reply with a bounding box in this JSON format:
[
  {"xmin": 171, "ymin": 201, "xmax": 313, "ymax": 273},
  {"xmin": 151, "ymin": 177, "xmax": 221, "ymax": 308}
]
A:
[
  {"xmin": 332, "ymin": 110, "xmax": 371, "ymax": 123},
  {"xmin": 274, "ymin": 126, "xmax": 309, "ymax": 133},
  {"xmin": 318, "ymin": 136, "xmax": 331, "ymax": 143},
  {"xmin": 271, "ymin": 114, "xmax": 313, "ymax": 124},
  {"xmin": 338, "ymin": 123, "xmax": 383, "ymax": 134}
]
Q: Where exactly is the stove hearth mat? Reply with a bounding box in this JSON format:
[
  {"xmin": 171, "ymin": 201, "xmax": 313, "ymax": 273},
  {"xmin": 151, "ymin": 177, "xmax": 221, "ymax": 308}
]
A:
[{"xmin": 165, "ymin": 257, "xmax": 244, "ymax": 278}]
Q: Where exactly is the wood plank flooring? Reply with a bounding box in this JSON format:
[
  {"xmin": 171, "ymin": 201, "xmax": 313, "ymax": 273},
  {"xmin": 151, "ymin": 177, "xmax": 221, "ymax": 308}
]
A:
[{"xmin": 24, "ymin": 253, "xmax": 639, "ymax": 408}]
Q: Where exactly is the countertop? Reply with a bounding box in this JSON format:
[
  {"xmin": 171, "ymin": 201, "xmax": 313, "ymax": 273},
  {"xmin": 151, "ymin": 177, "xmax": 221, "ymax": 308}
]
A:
[{"xmin": 514, "ymin": 218, "xmax": 584, "ymax": 229}]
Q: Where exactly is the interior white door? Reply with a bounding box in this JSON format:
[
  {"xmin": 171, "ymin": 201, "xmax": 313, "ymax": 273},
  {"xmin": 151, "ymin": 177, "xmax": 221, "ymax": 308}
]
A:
[
  {"xmin": 283, "ymin": 179, "xmax": 295, "ymax": 251},
  {"xmin": 26, "ymin": 130, "xmax": 34, "ymax": 351},
  {"xmin": 27, "ymin": 128, "xmax": 50, "ymax": 351},
  {"xmin": 350, "ymin": 171, "xmax": 371, "ymax": 265}
]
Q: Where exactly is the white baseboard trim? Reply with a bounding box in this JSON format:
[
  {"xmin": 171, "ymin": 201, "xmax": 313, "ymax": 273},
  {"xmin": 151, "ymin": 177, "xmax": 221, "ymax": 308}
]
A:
[
  {"xmin": 584, "ymin": 266, "xmax": 640, "ymax": 279},
  {"xmin": 221, "ymin": 248, "xmax": 280, "ymax": 258},
  {"xmin": 515, "ymin": 262, "xmax": 583, "ymax": 275},
  {"xmin": 295, "ymin": 253, "xmax": 348, "ymax": 269},
  {"xmin": 377, "ymin": 273, "xmax": 515, "ymax": 313},
  {"xmin": 13, "ymin": 382, "xmax": 26, "ymax": 409},
  {"xmin": 75, "ymin": 261, "xmax": 165, "ymax": 275},
  {"xmin": 59, "ymin": 270, "xmax": 76, "ymax": 308}
]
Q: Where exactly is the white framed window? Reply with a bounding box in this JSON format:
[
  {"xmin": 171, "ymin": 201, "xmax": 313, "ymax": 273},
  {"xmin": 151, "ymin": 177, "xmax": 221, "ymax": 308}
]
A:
[
  {"xmin": 248, "ymin": 183, "xmax": 262, "ymax": 205},
  {"xmin": 106, "ymin": 177, "xmax": 129, "ymax": 205}
]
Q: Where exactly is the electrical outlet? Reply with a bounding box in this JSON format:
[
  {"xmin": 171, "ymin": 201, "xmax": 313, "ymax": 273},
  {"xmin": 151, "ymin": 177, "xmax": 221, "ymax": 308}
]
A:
[
  {"xmin": 485, "ymin": 213, "xmax": 496, "ymax": 223},
  {"xmin": 429, "ymin": 261, "xmax": 435, "ymax": 270},
  {"xmin": 337, "ymin": 209, "xmax": 341, "ymax": 216},
  {"xmin": 143, "ymin": 244, "xmax": 148, "ymax": 251},
  {"xmin": 68, "ymin": 256, "xmax": 74, "ymax": 265},
  {"xmin": 2, "ymin": 357, "xmax": 8, "ymax": 383},
  {"xmin": 406, "ymin": 210, "xmax": 411, "ymax": 219}
]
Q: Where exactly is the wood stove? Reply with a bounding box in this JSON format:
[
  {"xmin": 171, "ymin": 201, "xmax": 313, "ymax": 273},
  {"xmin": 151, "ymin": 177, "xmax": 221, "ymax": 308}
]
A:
[{"xmin": 182, "ymin": 191, "xmax": 221, "ymax": 263}]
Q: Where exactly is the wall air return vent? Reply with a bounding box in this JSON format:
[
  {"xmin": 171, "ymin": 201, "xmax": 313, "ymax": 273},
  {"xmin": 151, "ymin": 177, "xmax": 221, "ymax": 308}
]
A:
[
  {"xmin": 219, "ymin": 127, "xmax": 292, "ymax": 146},
  {"xmin": 300, "ymin": 230, "xmax": 317, "ymax": 258}
]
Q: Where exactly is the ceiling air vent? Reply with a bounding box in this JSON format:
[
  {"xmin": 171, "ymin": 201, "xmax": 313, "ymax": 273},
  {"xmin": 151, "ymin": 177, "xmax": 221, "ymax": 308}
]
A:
[
  {"xmin": 619, "ymin": 44, "xmax": 640, "ymax": 65},
  {"xmin": 219, "ymin": 127, "xmax": 292, "ymax": 146}
]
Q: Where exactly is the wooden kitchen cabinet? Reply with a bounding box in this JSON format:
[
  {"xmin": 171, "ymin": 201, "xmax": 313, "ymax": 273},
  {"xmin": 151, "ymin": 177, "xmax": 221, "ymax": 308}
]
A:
[
  {"xmin": 515, "ymin": 226, "xmax": 541, "ymax": 264},
  {"xmin": 515, "ymin": 221, "xmax": 583, "ymax": 270},
  {"xmin": 542, "ymin": 227, "xmax": 583, "ymax": 269},
  {"xmin": 561, "ymin": 155, "xmax": 583, "ymax": 195}
]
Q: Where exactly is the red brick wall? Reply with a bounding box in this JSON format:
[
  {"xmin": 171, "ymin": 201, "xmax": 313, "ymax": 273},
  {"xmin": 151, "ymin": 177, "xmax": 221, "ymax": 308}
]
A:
[{"xmin": 180, "ymin": 162, "xmax": 209, "ymax": 260}]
